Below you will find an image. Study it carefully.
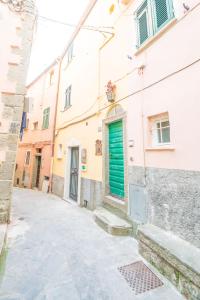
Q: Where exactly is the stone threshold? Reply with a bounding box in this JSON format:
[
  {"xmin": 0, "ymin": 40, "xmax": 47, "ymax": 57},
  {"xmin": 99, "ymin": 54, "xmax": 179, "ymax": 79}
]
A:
[{"xmin": 94, "ymin": 207, "xmax": 132, "ymax": 236}]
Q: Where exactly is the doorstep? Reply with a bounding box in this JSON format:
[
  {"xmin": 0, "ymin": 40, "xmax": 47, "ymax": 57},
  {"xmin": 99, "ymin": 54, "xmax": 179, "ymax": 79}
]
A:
[{"xmin": 94, "ymin": 207, "xmax": 132, "ymax": 236}]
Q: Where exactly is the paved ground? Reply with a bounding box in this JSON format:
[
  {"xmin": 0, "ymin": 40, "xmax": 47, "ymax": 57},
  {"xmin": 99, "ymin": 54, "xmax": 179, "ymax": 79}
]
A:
[{"xmin": 0, "ymin": 188, "xmax": 185, "ymax": 300}]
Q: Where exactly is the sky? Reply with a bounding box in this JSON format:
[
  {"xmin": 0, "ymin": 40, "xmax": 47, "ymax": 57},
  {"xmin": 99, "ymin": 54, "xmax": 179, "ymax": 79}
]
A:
[{"xmin": 27, "ymin": 0, "xmax": 90, "ymax": 83}]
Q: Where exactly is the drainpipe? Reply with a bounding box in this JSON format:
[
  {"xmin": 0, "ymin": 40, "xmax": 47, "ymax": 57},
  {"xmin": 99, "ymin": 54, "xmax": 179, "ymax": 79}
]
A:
[{"xmin": 49, "ymin": 57, "xmax": 62, "ymax": 193}]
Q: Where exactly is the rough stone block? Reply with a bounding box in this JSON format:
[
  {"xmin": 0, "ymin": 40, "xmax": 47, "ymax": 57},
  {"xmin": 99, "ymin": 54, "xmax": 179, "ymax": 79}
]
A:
[
  {"xmin": 0, "ymin": 212, "xmax": 9, "ymax": 224},
  {"xmin": 0, "ymin": 162, "xmax": 14, "ymax": 180},
  {"xmin": 6, "ymin": 151, "xmax": 16, "ymax": 163},
  {"xmin": 52, "ymin": 174, "xmax": 64, "ymax": 198},
  {"xmin": 0, "ymin": 181, "xmax": 12, "ymax": 199},
  {"xmin": 138, "ymin": 224, "xmax": 200, "ymax": 300},
  {"xmin": 8, "ymin": 135, "xmax": 18, "ymax": 151},
  {"xmin": 0, "ymin": 135, "xmax": 8, "ymax": 150},
  {"xmin": 9, "ymin": 122, "xmax": 20, "ymax": 134},
  {"xmin": 2, "ymin": 94, "xmax": 24, "ymax": 108}
]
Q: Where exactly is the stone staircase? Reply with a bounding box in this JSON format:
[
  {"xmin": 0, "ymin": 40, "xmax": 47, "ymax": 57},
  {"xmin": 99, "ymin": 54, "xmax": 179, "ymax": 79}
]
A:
[{"xmin": 94, "ymin": 205, "xmax": 133, "ymax": 236}]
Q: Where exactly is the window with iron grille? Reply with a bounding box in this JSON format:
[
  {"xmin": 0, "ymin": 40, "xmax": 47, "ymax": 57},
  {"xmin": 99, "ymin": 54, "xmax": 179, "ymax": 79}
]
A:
[
  {"xmin": 64, "ymin": 85, "xmax": 72, "ymax": 109},
  {"xmin": 136, "ymin": 0, "xmax": 174, "ymax": 47},
  {"xmin": 42, "ymin": 107, "xmax": 50, "ymax": 129}
]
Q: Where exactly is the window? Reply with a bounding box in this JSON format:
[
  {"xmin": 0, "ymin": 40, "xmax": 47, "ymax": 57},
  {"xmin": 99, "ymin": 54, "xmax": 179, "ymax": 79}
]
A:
[
  {"xmin": 25, "ymin": 118, "xmax": 29, "ymax": 130},
  {"xmin": 25, "ymin": 151, "xmax": 31, "ymax": 165},
  {"xmin": 136, "ymin": 0, "xmax": 174, "ymax": 47},
  {"xmin": 152, "ymin": 118, "xmax": 170, "ymax": 145},
  {"xmin": 64, "ymin": 86, "xmax": 72, "ymax": 109},
  {"xmin": 67, "ymin": 44, "xmax": 73, "ymax": 64},
  {"xmin": 42, "ymin": 107, "xmax": 50, "ymax": 129},
  {"xmin": 33, "ymin": 122, "xmax": 38, "ymax": 130},
  {"xmin": 49, "ymin": 70, "xmax": 54, "ymax": 86},
  {"xmin": 57, "ymin": 144, "xmax": 63, "ymax": 159}
]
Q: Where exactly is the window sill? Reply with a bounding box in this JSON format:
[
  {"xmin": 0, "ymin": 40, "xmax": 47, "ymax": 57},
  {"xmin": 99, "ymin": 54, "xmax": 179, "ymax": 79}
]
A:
[
  {"xmin": 134, "ymin": 18, "xmax": 177, "ymax": 56},
  {"xmin": 145, "ymin": 145, "xmax": 175, "ymax": 151},
  {"xmin": 61, "ymin": 105, "xmax": 72, "ymax": 112}
]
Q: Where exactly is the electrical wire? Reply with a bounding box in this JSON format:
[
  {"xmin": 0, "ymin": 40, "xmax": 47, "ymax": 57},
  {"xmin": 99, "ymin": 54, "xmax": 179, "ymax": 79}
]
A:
[{"xmin": 57, "ymin": 56, "xmax": 200, "ymax": 132}]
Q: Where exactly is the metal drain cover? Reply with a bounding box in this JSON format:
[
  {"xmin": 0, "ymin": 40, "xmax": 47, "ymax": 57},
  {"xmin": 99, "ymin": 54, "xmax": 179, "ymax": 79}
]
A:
[{"xmin": 118, "ymin": 261, "xmax": 163, "ymax": 295}]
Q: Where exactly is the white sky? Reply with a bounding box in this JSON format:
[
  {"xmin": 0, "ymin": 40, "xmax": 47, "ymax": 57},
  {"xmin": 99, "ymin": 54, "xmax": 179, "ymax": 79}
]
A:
[{"xmin": 27, "ymin": 0, "xmax": 90, "ymax": 83}]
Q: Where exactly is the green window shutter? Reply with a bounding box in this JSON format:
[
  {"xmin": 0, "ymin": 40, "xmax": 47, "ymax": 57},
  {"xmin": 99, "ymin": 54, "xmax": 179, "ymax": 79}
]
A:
[
  {"xmin": 138, "ymin": 12, "xmax": 149, "ymax": 45},
  {"xmin": 136, "ymin": 0, "xmax": 149, "ymax": 47},
  {"xmin": 46, "ymin": 107, "xmax": 50, "ymax": 129},
  {"xmin": 42, "ymin": 109, "xmax": 46, "ymax": 129},
  {"xmin": 65, "ymin": 85, "xmax": 72, "ymax": 109},
  {"xmin": 153, "ymin": 0, "xmax": 174, "ymax": 31},
  {"xmin": 42, "ymin": 108, "xmax": 50, "ymax": 129}
]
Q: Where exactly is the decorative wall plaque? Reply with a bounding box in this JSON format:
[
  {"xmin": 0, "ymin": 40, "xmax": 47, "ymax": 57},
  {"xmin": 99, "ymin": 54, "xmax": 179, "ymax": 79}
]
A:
[
  {"xmin": 81, "ymin": 148, "xmax": 87, "ymax": 164},
  {"xmin": 95, "ymin": 140, "xmax": 102, "ymax": 156}
]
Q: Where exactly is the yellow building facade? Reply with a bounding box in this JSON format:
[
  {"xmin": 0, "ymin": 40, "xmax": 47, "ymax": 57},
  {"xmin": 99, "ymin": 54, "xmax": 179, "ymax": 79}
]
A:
[{"xmin": 52, "ymin": 0, "xmax": 132, "ymax": 212}]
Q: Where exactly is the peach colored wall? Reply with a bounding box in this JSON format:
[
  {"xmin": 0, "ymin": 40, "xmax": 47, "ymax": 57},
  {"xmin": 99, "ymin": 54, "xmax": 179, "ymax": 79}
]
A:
[
  {"xmin": 15, "ymin": 61, "xmax": 60, "ymax": 189},
  {"xmin": 23, "ymin": 63, "xmax": 60, "ymax": 144}
]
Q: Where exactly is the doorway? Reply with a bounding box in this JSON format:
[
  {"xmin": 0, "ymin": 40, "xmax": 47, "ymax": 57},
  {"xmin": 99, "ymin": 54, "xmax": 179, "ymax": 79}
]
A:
[
  {"xmin": 35, "ymin": 156, "xmax": 41, "ymax": 188},
  {"xmin": 108, "ymin": 120, "xmax": 125, "ymax": 199},
  {"xmin": 69, "ymin": 147, "xmax": 79, "ymax": 201}
]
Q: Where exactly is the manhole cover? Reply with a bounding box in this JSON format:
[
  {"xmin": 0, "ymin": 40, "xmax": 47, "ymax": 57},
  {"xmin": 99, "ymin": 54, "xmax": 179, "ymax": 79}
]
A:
[{"xmin": 118, "ymin": 261, "xmax": 163, "ymax": 295}]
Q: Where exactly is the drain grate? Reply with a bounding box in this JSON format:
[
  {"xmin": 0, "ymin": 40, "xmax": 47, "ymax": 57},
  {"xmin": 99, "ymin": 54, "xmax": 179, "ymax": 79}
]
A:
[{"xmin": 118, "ymin": 261, "xmax": 163, "ymax": 295}]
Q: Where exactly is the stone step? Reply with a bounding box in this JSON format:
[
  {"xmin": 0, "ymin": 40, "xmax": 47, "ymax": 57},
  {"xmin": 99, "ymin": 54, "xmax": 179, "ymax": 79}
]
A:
[{"xmin": 94, "ymin": 207, "xmax": 132, "ymax": 236}]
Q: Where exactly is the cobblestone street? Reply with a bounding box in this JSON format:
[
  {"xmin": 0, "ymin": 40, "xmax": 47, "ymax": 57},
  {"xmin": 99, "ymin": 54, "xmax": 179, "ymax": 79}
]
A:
[{"xmin": 0, "ymin": 189, "xmax": 184, "ymax": 300}]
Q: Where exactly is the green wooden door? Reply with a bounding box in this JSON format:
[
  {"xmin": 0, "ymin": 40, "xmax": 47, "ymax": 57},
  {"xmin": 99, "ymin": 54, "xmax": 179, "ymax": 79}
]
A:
[{"xmin": 109, "ymin": 120, "xmax": 125, "ymax": 199}]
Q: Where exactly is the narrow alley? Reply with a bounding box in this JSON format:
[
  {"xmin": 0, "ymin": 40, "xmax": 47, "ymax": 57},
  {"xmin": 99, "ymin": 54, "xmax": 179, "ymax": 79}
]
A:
[{"xmin": 0, "ymin": 189, "xmax": 184, "ymax": 300}]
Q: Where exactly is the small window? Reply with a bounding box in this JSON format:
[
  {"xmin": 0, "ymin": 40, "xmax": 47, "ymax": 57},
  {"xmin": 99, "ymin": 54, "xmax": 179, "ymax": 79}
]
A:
[
  {"xmin": 25, "ymin": 118, "xmax": 29, "ymax": 130},
  {"xmin": 152, "ymin": 118, "xmax": 170, "ymax": 145},
  {"xmin": 67, "ymin": 44, "xmax": 73, "ymax": 64},
  {"xmin": 25, "ymin": 151, "xmax": 31, "ymax": 165},
  {"xmin": 57, "ymin": 144, "xmax": 63, "ymax": 159},
  {"xmin": 49, "ymin": 70, "xmax": 54, "ymax": 86},
  {"xmin": 136, "ymin": 0, "xmax": 150, "ymax": 46},
  {"xmin": 136, "ymin": 0, "xmax": 174, "ymax": 47},
  {"xmin": 33, "ymin": 122, "xmax": 38, "ymax": 130},
  {"xmin": 64, "ymin": 86, "xmax": 72, "ymax": 109},
  {"xmin": 42, "ymin": 107, "xmax": 50, "ymax": 129}
]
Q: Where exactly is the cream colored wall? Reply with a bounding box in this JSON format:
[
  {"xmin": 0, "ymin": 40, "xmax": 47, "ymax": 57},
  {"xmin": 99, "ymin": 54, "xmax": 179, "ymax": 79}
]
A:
[{"xmin": 53, "ymin": 0, "xmax": 132, "ymax": 181}]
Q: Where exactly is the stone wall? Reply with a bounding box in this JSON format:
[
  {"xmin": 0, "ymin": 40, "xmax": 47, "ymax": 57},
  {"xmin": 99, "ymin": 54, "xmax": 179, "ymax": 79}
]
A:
[
  {"xmin": 0, "ymin": 1, "xmax": 36, "ymax": 223},
  {"xmin": 52, "ymin": 174, "xmax": 64, "ymax": 198},
  {"xmin": 80, "ymin": 178, "xmax": 102, "ymax": 210},
  {"xmin": 129, "ymin": 166, "xmax": 200, "ymax": 248}
]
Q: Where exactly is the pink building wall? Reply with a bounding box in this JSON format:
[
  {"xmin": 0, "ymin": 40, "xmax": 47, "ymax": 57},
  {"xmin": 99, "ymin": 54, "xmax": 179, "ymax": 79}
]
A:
[{"xmin": 14, "ymin": 61, "xmax": 60, "ymax": 191}]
